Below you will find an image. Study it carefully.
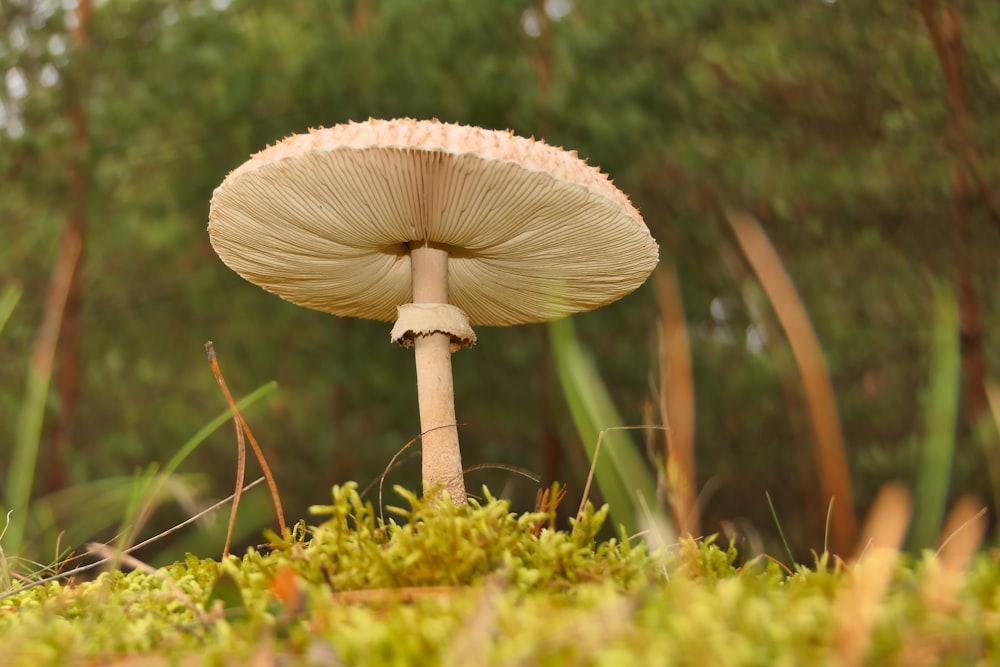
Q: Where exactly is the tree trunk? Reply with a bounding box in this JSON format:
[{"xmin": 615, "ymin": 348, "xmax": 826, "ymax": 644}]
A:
[
  {"xmin": 918, "ymin": 0, "xmax": 990, "ymax": 424},
  {"xmin": 45, "ymin": 0, "xmax": 92, "ymax": 494}
]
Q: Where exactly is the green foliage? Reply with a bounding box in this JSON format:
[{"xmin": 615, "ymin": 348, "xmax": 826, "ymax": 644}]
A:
[
  {"xmin": 669, "ymin": 534, "xmax": 741, "ymax": 582},
  {"xmin": 2, "ymin": 488, "xmax": 999, "ymax": 665},
  {"xmin": 0, "ymin": 284, "xmax": 21, "ymax": 337},
  {"xmin": 2, "ymin": 0, "xmax": 999, "ymax": 563},
  {"xmin": 1, "ymin": 382, "xmax": 277, "ymax": 573},
  {"xmin": 909, "ymin": 280, "xmax": 962, "ymax": 551},
  {"xmin": 4, "ymin": 295, "xmax": 55, "ymax": 558},
  {"xmin": 548, "ymin": 317, "xmax": 663, "ymax": 537},
  {"xmin": 297, "ymin": 482, "xmax": 651, "ymax": 592}
]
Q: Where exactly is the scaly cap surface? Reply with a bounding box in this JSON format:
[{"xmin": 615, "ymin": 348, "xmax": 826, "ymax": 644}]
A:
[{"xmin": 208, "ymin": 118, "xmax": 658, "ymax": 326}]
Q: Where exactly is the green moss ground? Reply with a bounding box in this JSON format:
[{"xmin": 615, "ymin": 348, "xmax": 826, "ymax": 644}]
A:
[{"xmin": 2, "ymin": 484, "xmax": 999, "ymax": 666}]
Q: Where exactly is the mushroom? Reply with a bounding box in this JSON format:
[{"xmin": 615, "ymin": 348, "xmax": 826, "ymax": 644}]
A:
[{"xmin": 208, "ymin": 118, "xmax": 658, "ymax": 504}]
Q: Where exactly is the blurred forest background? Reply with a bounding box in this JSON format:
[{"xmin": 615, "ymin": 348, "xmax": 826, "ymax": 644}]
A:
[{"xmin": 2, "ymin": 0, "xmax": 999, "ymax": 565}]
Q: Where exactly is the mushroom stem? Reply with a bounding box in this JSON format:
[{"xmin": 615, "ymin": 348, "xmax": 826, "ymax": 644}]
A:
[{"xmin": 410, "ymin": 243, "xmax": 467, "ymax": 504}]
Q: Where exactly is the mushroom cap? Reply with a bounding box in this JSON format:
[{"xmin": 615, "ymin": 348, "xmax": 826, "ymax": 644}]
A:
[{"xmin": 208, "ymin": 118, "xmax": 658, "ymax": 327}]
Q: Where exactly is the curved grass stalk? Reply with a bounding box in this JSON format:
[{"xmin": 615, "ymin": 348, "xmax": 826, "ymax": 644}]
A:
[{"xmin": 548, "ymin": 316, "xmax": 662, "ymax": 538}]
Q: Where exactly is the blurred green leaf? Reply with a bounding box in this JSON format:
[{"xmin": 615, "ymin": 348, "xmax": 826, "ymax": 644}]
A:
[
  {"xmin": 2, "ymin": 0, "xmax": 999, "ymax": 560},
  {"xmin": 548, "ymin": 317, "xmax": 661, "ymax": 537},
  {"xmin": 0, "ymin": 283, "xmax": 22, "ymax": 338},
  {"xmin": 908, "ymin": 280, "xmax": 961, "ymax": 552}
]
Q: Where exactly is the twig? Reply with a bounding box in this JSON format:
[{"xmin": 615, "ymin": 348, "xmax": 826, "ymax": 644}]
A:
[
  {"xmin": 936, "ymin": 504, "xmax": 988, "ymax": 558},
  {"xmin": 86, "ymin": 542, "xmax": 211, "ymax": 625},
  {"xmin": 577, "ymin": 430, "xmax": 604, "ymax": 520},
  {"xmin": 0, "ymin": 477, "xmax": 266, "ymax": 602},
  {"xmin": 461, "ymin": 463, "xmax": 540, "ymax": 483},
  {"xmin": 205, "ymin": 342, "xmax": 286, "ymax": 558},
  {"xmin": 376, "ymin": 435, "xmax": 420, "ymax": 525}
]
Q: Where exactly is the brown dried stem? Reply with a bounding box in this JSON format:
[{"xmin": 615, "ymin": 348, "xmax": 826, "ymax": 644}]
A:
[{"xmin": 205, "ymin": 342, "xmax": 286, "ymax": 557}]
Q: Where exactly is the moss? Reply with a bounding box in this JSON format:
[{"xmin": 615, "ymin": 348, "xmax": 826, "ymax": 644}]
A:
[{"xmin": 2, "ymin": 483, "xmax": 999, "ymax": 665}]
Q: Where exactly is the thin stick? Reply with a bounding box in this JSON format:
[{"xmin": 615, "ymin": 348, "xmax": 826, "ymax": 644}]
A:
[
  {"xmin": 359, "ymin": 446, "xmax": 417, "ymax": 499},
  {"xmin": 576, "ymin": 425, "xmax": 673, "ymax": 522},
  {"xmin": 86, "ymin": 542, "xmax": 211, "ymax": 625},
  {"xmin": 239, "ymin": 413, "xmax": 286, "ymax": 532},
  {"xmin": 206, "ymin": 342, "xmax": 247, "ymax": 558},
  {"xmin": 577, "ymin": 430, "xmax": 604, "ymax": 520},
  {"xmin": 205, "ymin": 342, "xmax": 286, "ymax": 558},
  {"xmin": 378, "ymin": 435, "xmax": 420, "ymax": 525},
  {"xmin": 461, "ymin": 463, "xmax": 540, "ymax": 483},
  {"xmin": 372, "ymin": 424, "xmax": 477, "ymax": 523},
  {"xmin": 0, "ymin": 477, "xmax": 266, "ymax": 602},
  {"xmin": 936, "ymin": 503, "xmax": 988, "ymax": 559},
  {"xmin": 766, "ymin": 490, "xmax": 796, "ymax": 567}
]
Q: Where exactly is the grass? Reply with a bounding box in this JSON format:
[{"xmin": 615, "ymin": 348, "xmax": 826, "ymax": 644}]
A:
[
  {"xmin": 909, "ymin": 279, "xmax": 962, "ymax": 551},
  {"xmin": 1, "ymin": 305, "xmax": 996, "ymax": 663},
  {"xmin": 1, "ymin": 274, "xmax": 281, "ymax": 569},
  {"xmin": 1, "ymin": 484, "xmax": 998, "ymax": 666},
  {"xmin": 548, "ymin": 316, "xmax": 663, "ymax": 539},
  {"xmin": 727, "ymin": 211, "xmax": 856, "ymax": 555},
  {"xmin": 1, "ymin": 379, "xmax": 277, "ymax": 580},
  {"xmin": 4, "ymin": 209, "xmax": 1000, "ymax": 663}
]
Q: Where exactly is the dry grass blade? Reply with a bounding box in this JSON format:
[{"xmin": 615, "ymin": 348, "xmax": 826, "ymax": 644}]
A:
[
  {"xmin": 836, "ymin": 483, "xmax": 911, "ymax": 667},
  {"xmin": 0, "ymin": 477, "xmax": 266, "ymax": 602},
  {"xmin": 532, "ymin": 484, "xmax": 567, "ymax": 536},
  {"xmin": 577, "ymin": 430, "xmax": 604, "ymax": 520},
  {"xmin": 655, "ymin": 263, "xmax": 698, "ymax": 537},
  {"xmin": 442, "ymin": 577, "xmax": 503, "ymax": 667},
  {"xmin": 5, "ymin": 231, "xmax": 82, "ymax": 556},
  {"xmin": 462, "ymin": 463, "xmax": 540, "ymax": 484},
  {"xmin": 936, "ymin": 499, "xmax": 988, "ymax": 566},
  {"xmin": 726, "ymin": 210, "xmax": 856, "ymax": 556},
  {"xmin": 205, "ymin": 342, "xmax": 286, "ymax": 558},
  {"xmin": 206, "ymin": 342, "xmax": 246, "ymax": 558},
  {"xmin": 550, "ymin": 317, "xmax": 660, "ymax": 536},
  {"xmin": 375, "ymin": 434, "xmax": 419, "ymax": 525},
  {"xmin": 985, "ymin": 382, "xmax": 1000, "ymax": 512},
  {"xmin": 86, "ymin": 543, "xmax": 211, "ymax": 626},
  {"xmin": 906, "ymin": 497, "xmax": 986, "ymax": 666},
  {"xmin": 926, "ymin": 496, "xmax": 988, "ymax": 609}
]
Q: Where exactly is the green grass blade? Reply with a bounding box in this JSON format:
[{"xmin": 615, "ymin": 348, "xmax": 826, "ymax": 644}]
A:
[
  {"xmin": 766, "ymin": 490, "xmax": 796, "ymax": 566},
  {"xmin": 548, "ymin": 317, "xmax": 660, "ymax": 535},
  {"xmin": 5, "ymin": 355, "xmax": 56, "ymax": 557},
  {"xmin": 30, "ymin": 474, "xmax": 202, "ymax": 549},
  {"xmin": 908, "ymin": 280, "xmax": 960, "ymax": 551},
  {"xmin": 4, "ymin": 244, "xmax": 80, "ymax": 559},
  {"xmin": 0, "ymin": 282, "xmax": 22, "ymax": 337},
  {"xmin": 5, "ymin": 382, "xmax": 277, "ymax": 564},
  {"xmin": 114, "ymin": 463, "xmax": 163, "ymax": 563},
  {"xmin": 163, "ymin": 381, "xmax": 278, "ymax": 478},
  {"xmin": 121, "ymin": 380, "xmax": 279, "ymax": 550}
]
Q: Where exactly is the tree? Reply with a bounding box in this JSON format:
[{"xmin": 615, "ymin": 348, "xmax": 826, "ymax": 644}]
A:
[{"xmin": 2, "ymin": 0, "xmax": 997, "ymax": 561}]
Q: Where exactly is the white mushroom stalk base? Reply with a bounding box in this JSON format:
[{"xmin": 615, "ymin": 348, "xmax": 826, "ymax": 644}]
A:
[{"xmin": 398, "ymin": 243, "xmax": 472, "ymax": 504}]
